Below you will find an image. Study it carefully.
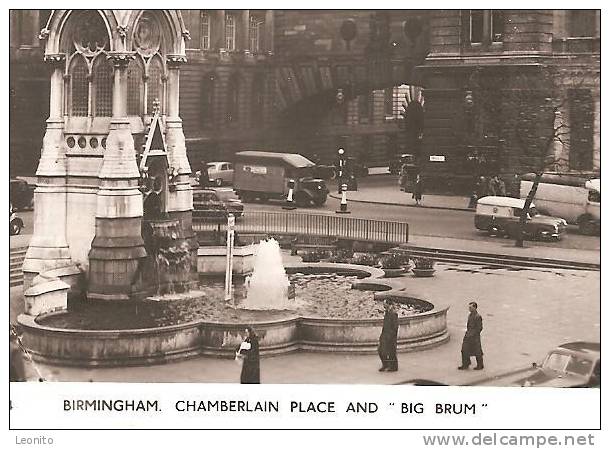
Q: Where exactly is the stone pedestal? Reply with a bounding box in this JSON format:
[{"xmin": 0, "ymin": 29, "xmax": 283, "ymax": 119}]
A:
[{"xmin": 24, "ymin": 276, "xmax": 69, "ymax": 316}]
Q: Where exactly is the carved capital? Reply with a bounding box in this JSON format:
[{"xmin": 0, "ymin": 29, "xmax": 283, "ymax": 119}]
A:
[
  {"xmin": 43, "ymin": 54, "xmax": 66, "ymax": 66},
  {"xmin": 107, "ymin": 52, "xmax": 135, "ymax": 68},
  {"xmin": 117, "ymin": 25, "xmax": 129, "ymax": 40},
  {"xmin": 182, "ymin": 30, "xmax": 191, "ymax": 41},
  {"xmin": 166, "ymin": 54, "xmax": 187, "ymax": 68}
]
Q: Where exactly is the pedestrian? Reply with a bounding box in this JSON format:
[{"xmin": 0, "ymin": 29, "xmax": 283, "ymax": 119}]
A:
[
  {"xmin": 497, "ymin": 176, "xmax": 507, "ymax": 197},
  {"xmin": 236, "ymin": 326, "xmax": 260, "ymax": 383},
  {"xmin": 412, "ymin": 174, "xmax": 423, "ymax": 206},
  {"xmin": 378, "ymin": 300, "xmax": 399, "ymax": 372},
  {"xmin": 468, "ymin": 176, "xmax": 486, "ymax": 208},
  {"xmin": 458, "ymin": 301, "xmax": 484, "ymax": 370},
  {"xmin": 10, "ymin": 324, "xmax": 27, "ymax": 382},
  {"xmin": 398, "ymin": 164, "xmax": 409, "ymax": 192},
  {"xmin": 198, "ymin": 161, "xmax": 210, "ymax": 188},
  {"xmin": 488, "ymin": 175, "xmax": 505, "ymax": 197}
]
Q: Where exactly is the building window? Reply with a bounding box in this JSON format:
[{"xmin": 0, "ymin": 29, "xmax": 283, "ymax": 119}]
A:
[
  {"xmin": 384, "ymin": 88, "xmax": 393, "ymax": 117},
  {"xmin": 127, "ymin": 58, "xmax": 144, "ymax": 116},
  {"xmin": 147, "ymin": 57, "xmax": 164, "ymax": 115},
  {"xmin": 93, "ymin": 57, "xmax": 113, "ymax": 117},
  {"xmin": 569, "ymin": 10, "xmax": 597, "ymax": 37},
  {"xmin": 201, "ymin": 13, "xmax": 211, "ymax": 50},
  {"xmin": 469, "ymin": 10, "xmax": 503, "ymax": 44},
  {"xmin": 69, "ymin": 56, "xmax": 89, "ymax": 117},
  {"xmin": 568, "ymin": 89, "xmax": 594, "ymax": 170},
  {"xmin": 249, "ymin": 15, "xmax": 263, "ymax": 52},
  {"xmin": 358, "ymin": 93, "xmax": 371, "ymax": 124},
  {"xmin": 225, "ymin": 14, "xmax": 236, "ymax": 51},
  {"xmin": 201, "ymin": 74, "xmax": 215, "ymax": 127},
  {"xmin": 227, "ymin": 74, "xmax": 239, "ymax": 123}
]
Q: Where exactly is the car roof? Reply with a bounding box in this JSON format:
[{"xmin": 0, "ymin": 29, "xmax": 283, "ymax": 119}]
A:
[
  {"xmin": 235, "ymin": 151, "xmax": 315, "ymax": 168},
  {"xmin": 477, "ymin": 196, "xmax": 534, "ymax": 208},
  {"xmin": 207, "ymin": 161, "xmax": 230, "ymax": 165},
  {"xmin": 557, "ymin": 341, "xmax": 600, "ymax": 356}
]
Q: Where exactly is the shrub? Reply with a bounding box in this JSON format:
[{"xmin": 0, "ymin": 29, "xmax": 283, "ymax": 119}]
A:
[
  {"xmin": 413, "ymin": 257, "xmax": 435, "ymax": 270},
  {"xmin": 301, "ymin": 250, "xmax": 326, "ymax": 263},
  {"xmin": 379, "ymin": 253, "xmax": 404, "ymax": 269},
  {"xmin": 351, "ymin": 253, "xmax": 379, "ymax": 267},
  {"xmin": 326, "ymin": 248, "xmax": 354, "ymax": 263}
]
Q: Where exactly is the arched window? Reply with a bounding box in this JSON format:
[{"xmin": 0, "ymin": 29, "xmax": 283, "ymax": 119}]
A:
[
  {"xmin": 147, "ymin": 57, "xmax": 164, "ymax": 114},
  {"xmin": 93, "ymin": 56, "xmax": 113, "ymax": 117},
  {"xmin": 201, "ymin": 74, "xmax": 215, "ymax": 127},
  {"xmin": 69, "ymin": 55, "xmax": 89, "ymax": 117},
  {"xmin": 127, "ymin": 58, "xmax": 144, "ymax": 116},
  {"xmin": 227, "ymin": 74, "xmax": 239, "ymax": 123},
  {"xmin": 251, "ymin": 75, "xmax": 265, "ymax": 126}
]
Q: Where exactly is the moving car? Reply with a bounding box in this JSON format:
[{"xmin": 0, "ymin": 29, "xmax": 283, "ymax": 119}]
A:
[
  {"xmin": 10, "ymin": 178, "xmax": 35, "ymax": 211},
  {"xmin": 233, "ymin": 151, "xmax": 328, "ymax": 207},
  {"xmin": 474, "ymin": 196, "xmax": 567, "ymax": 241},
  {"xmin": 515, "ymin": 342, "xmax": 600, "ymax": 388},
  {"xmin": 192, "ymin": 189, "xmax": 244, "ymax": 220},
  {"xmin": 206, "ymin": 162, "xmax": 234, "ymax": 187},
  {"xmin": 520, "ymin": 173, "xmax": 600, "ymax": 235}
]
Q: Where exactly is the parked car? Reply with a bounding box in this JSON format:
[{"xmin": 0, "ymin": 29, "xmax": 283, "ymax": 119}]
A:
[
  {"xmin": 389, "ymin": 153, "xmax": 417, "ymax": 174},
  {"xmin": 10, "ymin": 205, "xmax": 24, "ymax": 236},
  {"xmin": 515, "ymin": 342, "xmax": 600, "ymax": 388},
  {"xmin": 192, "ymin": 189, "xmax": 244, "ymax": 220},
  {"xmin": 474, "ymin": 196, "xmax": 567, "ymax": 241},
  {"xmin": 206, "ymin": 162, "xmax": 234, "ymax": 187},
  {"xmin": 520, "ymin": 173, "xmax": 600, "ymax": 235},
  {"xmin": 10, "ymin": 178, "xmax": 35, "ymax": 211}
]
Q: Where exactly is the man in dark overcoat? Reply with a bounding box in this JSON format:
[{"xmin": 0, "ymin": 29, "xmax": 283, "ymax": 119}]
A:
[
  {"xmin": 458, "ymin": 301, "xmax": 484, "ymax": 370},
  {"xmin": 378, "ymin": 300, "xmax": 399, "ymax": 372}
]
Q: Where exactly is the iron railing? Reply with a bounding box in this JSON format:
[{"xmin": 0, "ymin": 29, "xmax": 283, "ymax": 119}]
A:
[{"xmin": 193, "ymin": 211, "xmax": 409, "ymax": 244}]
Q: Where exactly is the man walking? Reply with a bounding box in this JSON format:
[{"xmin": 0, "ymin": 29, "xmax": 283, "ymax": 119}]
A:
[
  {"xmin": 458, "ymin": 301, "xmax": 484, "ymax": 370},
  {"xmin": 378, "ymin": 300, "xmax": 399, "ymax": 372}
]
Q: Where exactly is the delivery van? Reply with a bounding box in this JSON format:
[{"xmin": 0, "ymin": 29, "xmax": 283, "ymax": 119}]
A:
[
  {"xmin": 233, "ymin": 151, "xmax": 329, "ymax": 207},
  {"xmin": 520, "ymin": 173, "xmax": 600, "ymax": 235}
]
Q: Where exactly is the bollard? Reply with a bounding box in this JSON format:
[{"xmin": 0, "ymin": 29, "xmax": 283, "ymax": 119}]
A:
[
  {"xmin": 335, "ymin": 183, "xmax": 351, "ymax": 214},
  {"xmin": 282, "ymin": 178, "xmax": 297, "ymax": 210}
]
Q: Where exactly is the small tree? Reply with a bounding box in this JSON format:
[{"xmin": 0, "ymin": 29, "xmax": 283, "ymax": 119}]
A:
[{"xmin": 472, "ymin": 65, "xmax": 595, "ymax": 247}]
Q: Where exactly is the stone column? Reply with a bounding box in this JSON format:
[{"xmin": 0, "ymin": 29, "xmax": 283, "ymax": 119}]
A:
[
  {"xmin": 87, "ymin": 53, "xmax": 147, "ymax": 301},
  {"xmin": 164, "ymin": 54, "xmax": 196, "ymax": 286},
  {"xmin": 241, "ymin": 10, "xmax": 250, "ymax": 52},
  {"xmin": 264, "ymin": 10, "xmax": 274, "ymax": 54},
  {"xmin": 23, "ymin": 54, "xmax": 73, "ymax": 290}
]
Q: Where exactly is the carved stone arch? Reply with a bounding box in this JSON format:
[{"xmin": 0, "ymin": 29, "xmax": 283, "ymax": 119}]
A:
[
  {"xmin": 46, "ymin": 10, "xmax": 114, "ymax": 56},
  {"xmin": 126, "ymin": 10, "xmax": 185, "ymax": 57}
]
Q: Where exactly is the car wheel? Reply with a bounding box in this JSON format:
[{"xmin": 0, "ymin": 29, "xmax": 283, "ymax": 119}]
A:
[
  {"xmin": 215, "ymin": 178, "xmax": 223, "ymax": 187},
  {"xmin": 295, "ymin": 192, "xmax": 310, "ymax": 208},
  {"xmin": 10, "ymin": 222, "xmax": 21, "ymax": 236}
]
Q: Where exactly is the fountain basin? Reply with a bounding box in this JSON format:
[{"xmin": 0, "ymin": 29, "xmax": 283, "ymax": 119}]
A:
[{"xmin": 17, "ymin": 263, "xmax": 449, "ymax": 367}]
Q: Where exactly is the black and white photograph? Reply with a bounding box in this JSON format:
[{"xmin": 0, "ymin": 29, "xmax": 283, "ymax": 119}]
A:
[{"xmin": 7, "ymin": 7, "xmax": 602, "ymax": 436}]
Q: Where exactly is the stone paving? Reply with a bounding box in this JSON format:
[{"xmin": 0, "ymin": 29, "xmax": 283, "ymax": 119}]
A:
[{"xmin": 13, "ymin": 260, "xmax": 599, "ymax": 386}]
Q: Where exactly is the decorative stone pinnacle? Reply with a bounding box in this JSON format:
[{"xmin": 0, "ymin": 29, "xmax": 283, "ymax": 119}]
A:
[{"xmin": 38, "ymin": 27, "xmax": 50, "ymax": 41}]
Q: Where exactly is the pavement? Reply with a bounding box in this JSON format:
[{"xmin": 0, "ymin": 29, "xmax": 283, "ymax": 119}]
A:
[{"xmin": 10, "ymin": 169, "xmax": 600, "ymax": 385}]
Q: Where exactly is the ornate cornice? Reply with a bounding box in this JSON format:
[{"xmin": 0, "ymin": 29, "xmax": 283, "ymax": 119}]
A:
[
  {"xmin": 43, "ymin": 54, "xmax": 66, "ymax": 66},
  {"xmin": 166, "ymin": 54, "xmax": 187, "ymax": 68},
  {"xmin": 107, "ymin": 52, "xmax": 136, "ymax": 68}
]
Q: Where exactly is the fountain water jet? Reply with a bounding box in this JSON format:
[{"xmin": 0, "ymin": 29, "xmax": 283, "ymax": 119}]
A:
[{"xmin": 240, "ymin": 238, "xmax": 292, "ymax": 310}]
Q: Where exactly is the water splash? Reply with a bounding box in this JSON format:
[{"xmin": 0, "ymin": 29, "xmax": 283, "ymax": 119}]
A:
[{"xmin": 240, "ymin": 238, "xmax": 292, "ymax": 310}]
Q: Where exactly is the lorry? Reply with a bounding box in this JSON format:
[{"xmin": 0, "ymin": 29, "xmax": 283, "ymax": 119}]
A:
[
  {"xmin": 233, "ymin": 151, "xmax": 329, "ymax": 207},
  {"xmin": 520, "ymin": 173, "xmax": 600, "ymax": 235}
]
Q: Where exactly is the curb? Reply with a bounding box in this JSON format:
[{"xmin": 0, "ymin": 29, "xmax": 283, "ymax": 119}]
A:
[{"xmin": 328, "ymin": 193, "xmax": 474, "ymax": 213}]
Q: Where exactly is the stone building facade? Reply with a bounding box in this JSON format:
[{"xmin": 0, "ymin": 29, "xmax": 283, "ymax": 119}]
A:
[{"xmin": 10, "ymin": 10, "xmax": 600, "ymax": 188}]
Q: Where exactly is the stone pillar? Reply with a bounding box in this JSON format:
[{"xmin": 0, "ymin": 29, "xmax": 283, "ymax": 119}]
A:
[
  {"xmin": 23, "ymin": 54, "xmax": 73, "ymax": 290},
  {"xmin": 87, "ymin": 53, "xmax": 146, "ymax": 301},
  {"xmin": 264, "ymin": 10, "xmax": 274, "ymax": 54},
  {"xmin": 241, "ymin": 10, "xmax": 250, "ymax": 52},
  {"xmin": 164, "ymin": 54, "xmax": 196, "ymax": 285}
]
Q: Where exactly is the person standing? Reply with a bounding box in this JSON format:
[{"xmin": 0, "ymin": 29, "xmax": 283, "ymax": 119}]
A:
[
  {"xmin": 378, "ymin": 300, "xmax": 399, "ymax": 372},
  {"xmin": 237, "ymin": 326, "xmax": 260, "ymax": 383},
  {"xmin": 398, "ymin": 164, "xmax": 409, "ymax": 192},
  {"xmin": 458, "ymin": 301, "xmax": 484, "ymax": 370},
  {"xmin": 198, "ymin": 160, "xmax": 210, "ymax": 188},
  {"xmin": 412, "ymin": 174, "xmax": 423, "ymax": 206}
]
